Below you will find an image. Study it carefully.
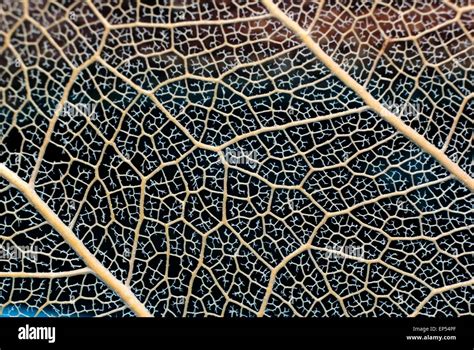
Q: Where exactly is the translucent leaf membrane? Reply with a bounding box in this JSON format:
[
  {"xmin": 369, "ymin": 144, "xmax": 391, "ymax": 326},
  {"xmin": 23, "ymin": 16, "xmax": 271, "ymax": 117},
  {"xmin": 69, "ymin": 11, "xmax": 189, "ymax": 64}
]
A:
[
  {"xmin": 0, "ymin": 178, "xmax": 131, "ymax": 317},
  {"xmin": 0, "ymin": 0, "xmax": 472, "ymax": 317}
]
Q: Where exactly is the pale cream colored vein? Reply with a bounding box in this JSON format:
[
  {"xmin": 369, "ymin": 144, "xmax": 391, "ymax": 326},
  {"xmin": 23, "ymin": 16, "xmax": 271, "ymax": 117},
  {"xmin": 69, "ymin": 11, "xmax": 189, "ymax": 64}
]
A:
[{"xmin": 0, "ymin": 164, "xmax": 152, "ymax": 317}]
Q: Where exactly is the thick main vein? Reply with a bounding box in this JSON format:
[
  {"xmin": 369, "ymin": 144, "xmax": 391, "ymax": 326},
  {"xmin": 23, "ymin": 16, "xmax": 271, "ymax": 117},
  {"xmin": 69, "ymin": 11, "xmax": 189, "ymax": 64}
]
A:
[{"xmin": 261, "ymin": 0, "xmax": 474, "ymax": 193}]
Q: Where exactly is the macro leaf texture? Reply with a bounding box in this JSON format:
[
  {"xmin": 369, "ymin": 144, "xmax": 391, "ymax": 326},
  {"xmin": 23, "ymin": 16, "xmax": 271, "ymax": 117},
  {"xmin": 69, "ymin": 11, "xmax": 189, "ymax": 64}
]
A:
[{"xmin": 0, "ymin": 0, "xmax": 472, "ymax": 318}]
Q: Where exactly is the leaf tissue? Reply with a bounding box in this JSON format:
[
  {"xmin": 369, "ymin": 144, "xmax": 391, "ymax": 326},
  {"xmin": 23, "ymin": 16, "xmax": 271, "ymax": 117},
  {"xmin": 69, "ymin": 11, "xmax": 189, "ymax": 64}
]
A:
[{"xmin": 0, "ymin": 0, "xmax": 472, "ymax": 318}]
